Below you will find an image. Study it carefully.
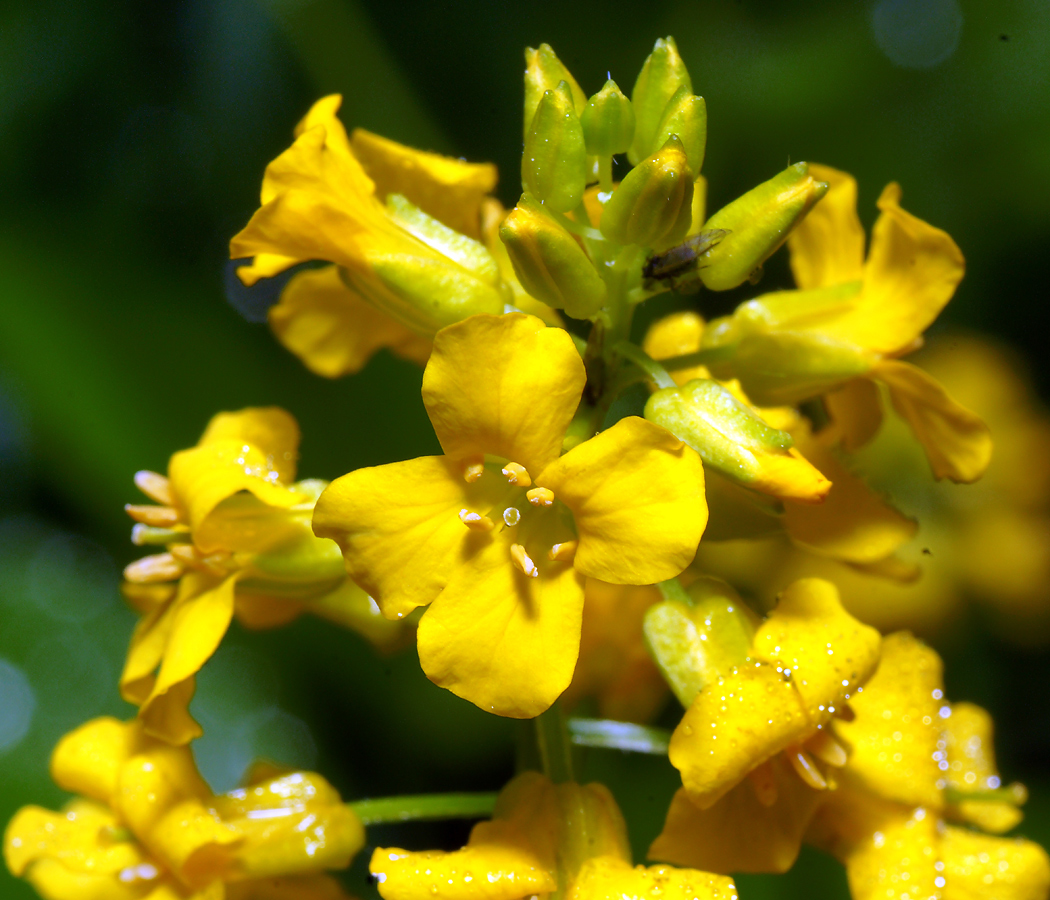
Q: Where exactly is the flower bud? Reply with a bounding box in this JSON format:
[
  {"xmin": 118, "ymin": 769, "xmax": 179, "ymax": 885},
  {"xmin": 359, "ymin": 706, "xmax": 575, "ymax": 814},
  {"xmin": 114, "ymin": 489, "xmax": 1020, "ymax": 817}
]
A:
[
  {"xmin": 698, "ymin": 162, "xmax": 829, "ymax": 291},
  {"xmin": 600, "ymin": 136, "xmax": 693, "ymax": 249},
  {"xmin": 524, "ymin": 43, "xmax": 587, "ymax": 136},
  {"xmin": 500, "ymin": 193, "xmax": 607, "ymax": 319},
  {"xmin": 651, "ymin": 85, "xmax": 707, "ymax": 174},
  {"xmin": 581, "ymin": 79, "xmax": 635, "ymax": 157},
  {"xmin": 629, "ymin": 36, "xmax": 692, "ymax": 165},
  {"xmin": 522, "ymin": 82, "xmax": 587, "ymax": 213},
  {"xmin": 644, "ymin": 378, "xmax": 831, "ymax": 502}
]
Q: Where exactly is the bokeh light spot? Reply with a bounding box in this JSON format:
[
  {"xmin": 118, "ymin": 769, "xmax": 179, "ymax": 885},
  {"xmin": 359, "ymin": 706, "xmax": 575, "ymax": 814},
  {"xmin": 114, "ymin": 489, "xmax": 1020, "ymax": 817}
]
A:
[
  {"xmin": 26, "ymin": 531, "xmax": 119, "ymax": 623},
  {"xmin": 872, "ymin": 0, "xmax": 963, "ymax": 68},
  {"xmin": 0, "ymin": 657, "xmax": 35, "ymax": 752}
]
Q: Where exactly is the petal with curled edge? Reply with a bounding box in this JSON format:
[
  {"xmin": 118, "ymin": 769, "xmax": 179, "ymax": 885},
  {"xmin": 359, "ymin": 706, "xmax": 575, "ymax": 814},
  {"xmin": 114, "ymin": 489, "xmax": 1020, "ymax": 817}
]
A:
[
  {"xmin": 270, "ymin": 266, "xmax": 432, "ymax": 378},
  {"xmin": 942, "ymin": 826, "xmax": 1050, "ymax": 900},
  {"xmin": 824, "ymin": 377, "xmax": 884, "ymax": 452},
  {"xmin": 650, "ymin": 757, "xmax": 823, "ymax": 875},
  {"xmin": 569, "ymin": 855, "xmax": 739, "ymax": 900},
  {"xmin": 120, "ymin": 594, "xmax": 177, "ymax": 706},
  {"xmin": 787, "ymin": 164, "xmax": 866, "ymax": 291},
  {"xmin": 422, "ymin": 314, "xmax": 585, "ymax": 477},
  {"xmin": 314, "ymin": 457, "xmax": 506, "ymax": 620},
  {"xmin": 539, "ymin": 417, "xmax": 707, "ymax": 585},
  {"xmin": 197, "ymin": 408, "xmax": 299, "ymax": 480},
  {"xmin": 50, "ymin": 717, "xmax": 143, "ymax": 803},
  {"xmin": 875, "ymin": 359, "xmax": 993, "ymax": 484},
  {"xmin": 417, "ymin": 524, "xmax": 586, "ymax": 718},
  {"xmin": 750, "ymin": 578, "xmax": 881, "ymax": 725}
]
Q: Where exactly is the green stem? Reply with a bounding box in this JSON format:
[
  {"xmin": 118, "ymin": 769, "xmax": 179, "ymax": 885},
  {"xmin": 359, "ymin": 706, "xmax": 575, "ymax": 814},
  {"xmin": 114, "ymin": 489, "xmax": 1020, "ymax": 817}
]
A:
[
  {"xmin": 660, "ymin": 345, "xmax": 736, "ymax": 372},
  {"xmin": 567, "ymin": 718, "xmax": 671, "ymax": 755},
  {"xmin": 534, "ymin": 701, "xmax": 575, "ymax": 783},
  {"xmin": 552, "ymin": 208, "xmax": 604, "ymax": 242},
  {"xmin": 350, "ymin": 792, "xmax": 498, "ymax": 825},
  {"xmin": 657, "ymin": 577, "xmax": 693, "ymax": 606},
  {"xmin": 945, "ymin": 784, "xmax": 1027, "ymax": 806},
  {"xmin": 612, "ymin": 341, "xmax": 676, "ymax": 390},
  {"xmin": 597, "ymin": 156, "xmax": 614, "ymax": 193}
]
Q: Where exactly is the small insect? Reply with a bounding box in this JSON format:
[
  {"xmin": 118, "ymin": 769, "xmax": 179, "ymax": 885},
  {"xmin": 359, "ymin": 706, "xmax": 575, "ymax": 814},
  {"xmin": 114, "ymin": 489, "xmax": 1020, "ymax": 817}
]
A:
[{"xmin": 642, "ymin": 228, "xmax": 731, "ymax": 289}]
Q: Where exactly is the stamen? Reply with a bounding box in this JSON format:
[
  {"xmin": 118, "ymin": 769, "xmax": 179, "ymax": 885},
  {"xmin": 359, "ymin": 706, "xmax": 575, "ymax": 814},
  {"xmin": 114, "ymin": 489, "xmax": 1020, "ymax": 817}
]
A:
[
  {"xmin": 503, "ymin": 507, "xmax": 522, "ymax": 527},
  {"xmin": 463, "ymin": 457, "xmax": 485, "ymax": 483},
  {"xmin": 502, "ymin": 462, "xmax": 531, "ymax": 487},
  {"xmin": 124, "ymin": 553, "xmax": 184, "ymax": 583},
  {"xmin": 169, "ymin": 544, "xmax": 200, "ymax": 566},
  {"xmin": 134, "ymin": 470, "xmax": 174, "ymax": 505},
  {"xmin": 806, "ymin": 730, "xmax": 848, "ymax": 768},
  {"xmin": 125, "ymin": 504, "xmax": 180, "ymax": 527},
  {"xmin": 548, "ymin": 541, "xmax": 578, "ymax": 562},
  {"xmin": 786, "ymin": 746, "xmax": 827, "ymax": 790},
  {"xmin": 131, "ymin": 524, "xmax": 186, "ymax": 546},
  {"xmin": 510, "ymin": 543, "xmax": 539, "ymax": 578},
  {"xmin": 526, "ymin": 487, "xmax": 554, "ymax": 507},
  {"xmin": 834, "ymin": 704, "xmax": 856, "ymax": 722},
  {"xmin": 747, "ymin": 761, "xmax": 779, "ymax": 807},
  {"xmin": 459, "ymin": 509, "xmax": 495, "ymax": 532}
]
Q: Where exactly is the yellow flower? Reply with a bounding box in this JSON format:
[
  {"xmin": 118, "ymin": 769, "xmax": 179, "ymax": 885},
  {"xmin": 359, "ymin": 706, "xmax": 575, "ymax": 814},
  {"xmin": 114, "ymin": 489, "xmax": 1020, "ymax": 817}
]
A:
[
  {"xmin": 805, "ymin": 632, "xmax": 1050, "ymax": 900},
  {"xmin": 313, "ymin": 313, "xmax": 708, "ymax": 717},
  {"xmin": 122, "ymin": 406, "xmax": 405, "ymax": 745},
  {"xmin": 701, "ymin": 164, "xmax": 991, "ymax": 484},
  {"xmin": 3, "ymin": 717, "xmax": 362, "ymax": 900},
  {"xmin": 370, "ymin": 771, "xmax": 739, "ymax": 900},
  {"xmin": 649, "ymin": 578, "xmax": 881, "ymax": 874}
]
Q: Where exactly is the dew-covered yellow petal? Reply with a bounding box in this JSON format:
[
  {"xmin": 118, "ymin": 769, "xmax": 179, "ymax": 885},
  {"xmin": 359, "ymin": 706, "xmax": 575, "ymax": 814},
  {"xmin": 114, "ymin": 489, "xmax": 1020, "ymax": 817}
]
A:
[
  {"xmin": 650, "ymin": 759, "xmax": 823, "ymax": 874},
  {"xmin": 824, "ymin": 377, "xmax": 884, "ymax": 452},
  {"xmin": 834, "ymin": 631, "xmax": 944, "ymax": 810},
  {"xmin": 539, "ymin": 417, "xmax": 707, "ymax": 585},
  {"xmin": 416, "ymin": 529, "xmax": 586, "ymax": 718},
  {"xmin": 750, "ymin": 578, "xmax": 881, "ymax": 724},
  {"xmin": 270, "ymin": 266, "xmax": 432, "ymax": 378},
  {"xmin": 421, "ymin": 313, "xmax": 585, "ymax": 476},
  {"xmin": 569, "ymin": 855, "xmax": 739, "ymax": 900},
  {"xmin": 21, "ymin": 856, "xmax": 157, "ymax": 900},
  {"xmin": 49, "ymin": 718, "xmax": 141, "ymax": 804},
  {"xmin": 787, "ymin": 164, "xmax": 865, "ymax": 291},
  {"xmin": 844, "ymin": 808, "xmax": 939, "ymax": 900},
  {"xmin": 643, "ymin": 311, "xmax": 711, "ymax": 386},
  {"xmin": 197, "ymin": 408, "xmax": 300, "ymax": 477},
  {"xmin": 941, "ymin": 826, "xmax": 1050, "ymax": 900},
  {"xmin": 876, "ymin": 359, "xmax": 993, "ymax": 484}
]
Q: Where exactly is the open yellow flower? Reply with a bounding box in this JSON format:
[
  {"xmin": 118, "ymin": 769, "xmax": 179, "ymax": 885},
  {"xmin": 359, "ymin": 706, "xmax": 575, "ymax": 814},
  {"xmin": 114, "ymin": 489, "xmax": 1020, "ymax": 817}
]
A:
[
  {"xmin": 649, "ymin": 578, "xmax": 881, "ymax": 874},
  {"xmin": 122, "ymin": 406, "xmax": 405, "ymax": 745},
  {"xmin": 805, "ymin": 632, "xmax": 1050, "ymax": 900},
  {"xmin": 314, "ymin": 313, "xmax": 707, "ymax": 717},
  {"xmin": 3, "ymin": 717, "xmax": 362, "ymax": 900},
  {"xmin": 370, "ymin": 771, "xmax": 739, "ymax": 900},
  {"xmin": 701, "ymin": 164, "xmax": 991, "ymax": 484}
]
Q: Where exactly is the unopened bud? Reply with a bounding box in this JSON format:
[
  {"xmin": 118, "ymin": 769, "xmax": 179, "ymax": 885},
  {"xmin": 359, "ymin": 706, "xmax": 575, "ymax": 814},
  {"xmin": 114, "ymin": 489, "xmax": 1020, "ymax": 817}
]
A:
[
  {"xmin": 644, "ymin": 378, "xmax": 831, "ymax": 502},
  {"xmin": 500, "ymin": 194, "xmax": 608, "ymax": 320},
  {"xmin": 699, "ymin": 162, "xmax": 829, "ymax": 291},
  {"xmin": 522, "ymin": 82, "xmax": 587, "ymax": 213},
  {"xmin": 524, "ymin": 43, "xmax": 587, "ymax": 136},
  {"xmin": 651, "ymin": 85, "xmax": 707, "ymax": 174},
  {"xmin": 600, "ymin": 136, "xmax": 693, "ymax": 249},
  {"xmin": 581, "ymin": 79, "xmax": 635, "ymax": 157},
  {"xmin": 629, "ymin": 36, "xmax": 692, "ymax": 165}
]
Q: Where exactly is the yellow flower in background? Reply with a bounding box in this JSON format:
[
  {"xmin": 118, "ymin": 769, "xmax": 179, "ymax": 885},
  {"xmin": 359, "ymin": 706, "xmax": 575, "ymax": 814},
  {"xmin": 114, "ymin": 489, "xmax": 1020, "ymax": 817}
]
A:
[
  {"xmin": 314, "ymin": 313, "xmax": 708, "ymax": 718},
  {"xmin": 648, "ymin": 578, "xmax": 880, "ymax": 874},
  {"xmin": 805, "ymin": 632, "xmax": 1050, "ymax": 900},
  {"xmin": 122, "ymin": 406, "xmax": 405, "ymax": 745},
  {"xmin": 370, "ymin": 771, "xmax": 739, "ymax": 900},
  {"xmin": 3, "ymin": 717, "xmax": 362, "ymax": 899}
]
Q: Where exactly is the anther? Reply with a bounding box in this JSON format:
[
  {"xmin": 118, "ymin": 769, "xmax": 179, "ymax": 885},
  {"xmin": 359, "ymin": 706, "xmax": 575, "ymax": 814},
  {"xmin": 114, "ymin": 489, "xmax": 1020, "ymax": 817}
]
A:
[
  {"xmin": 834, "ymin": 704, "xmax": 856, "ymax": 722},
  {"xmin": 548, "ymin": 541, "xmax": 578, "ymax": 562},
  {"xmin": 459, "ymin": 509, "xmax": 495, "ymax": 532},
  {"xmin": 747, "ymin": 761, "xmax": 779, "ymax": 807},
  {"xmin": 510, "ymin": 543, "xmax": 539, "ymax": 578},
  {"xmin": 131, "ymin": 524, "xmax": 186, "ymax": 547},
  {"xmin": 806, "ymin": 731, "xmax": 848, "ymax": 768},
  {"xmin": 503, "ymin": 507, "xmax": 522, "ymax": 527},
  {"xmin": 463, "ymin": 458, "xmax": 485, "ymax": 483},
  {"xmin": 123, "ymin": 553, "xmax": 184, "ymax": 583},
  {"xmin": 125, "ymin": 504, "xmax": 180, "ymax": 527},
  {"xmin": 134, "ymin": 470, "xmax": 174, "ymax": 506},
  {"xmin": 169, "ymin": 545, "xmax": 201, "ymax": 566},
  {"xmin": 786, "ymin": 746, "xmax": 827, "ymax": 790},
  {"xmin": 526, "ymin": 487, "xmax": 554, "ymax": 507},
  {"xmin": 501, "ymin": 462, "xmax": 531, "ymax": 487}
]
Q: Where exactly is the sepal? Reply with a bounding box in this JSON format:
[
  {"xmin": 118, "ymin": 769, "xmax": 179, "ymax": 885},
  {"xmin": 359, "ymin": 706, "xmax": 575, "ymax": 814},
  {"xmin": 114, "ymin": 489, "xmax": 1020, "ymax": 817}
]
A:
[{"xmin": 522, "ymin": 82, "xmax": 588, "ymax": 213}]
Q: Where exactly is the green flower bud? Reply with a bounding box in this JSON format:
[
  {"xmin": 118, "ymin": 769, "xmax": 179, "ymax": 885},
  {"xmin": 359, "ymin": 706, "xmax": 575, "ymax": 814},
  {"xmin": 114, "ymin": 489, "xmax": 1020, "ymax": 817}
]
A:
[
  {"xmin": 499, "ymin": 193, "xmax": 607, "ymax": 319},
  {"xmin": 581, "ymin": 79, "xmax": 635, "ymax": 157},
  {"xmin": 699, "ymin": 162, "xmax": 829, "ymax": 291},
  {"xmin": 651, "ymin": 85, "xmax": 707, "ymax": 174},
  {"xmin": 522, "ymin": 82, "xmax": 587, "ymax": 213},
  {"xmin": 629, "ymin": 36, "xmax": 692, "ymax": 165},
  {"xmin": 524, "ymin": 43, "xmax": 587, "ymax": 136},
  {"xmin": 600, "ymin": 135, "xmax": 693, "ymax": 249}
]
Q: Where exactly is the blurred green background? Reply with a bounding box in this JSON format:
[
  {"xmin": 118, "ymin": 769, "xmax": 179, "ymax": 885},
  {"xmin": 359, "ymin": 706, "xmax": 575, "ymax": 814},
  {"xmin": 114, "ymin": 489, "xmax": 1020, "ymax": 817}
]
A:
[{"xmin": 1, "ymin": 0, "xmax": 1049, "ymax": 897}]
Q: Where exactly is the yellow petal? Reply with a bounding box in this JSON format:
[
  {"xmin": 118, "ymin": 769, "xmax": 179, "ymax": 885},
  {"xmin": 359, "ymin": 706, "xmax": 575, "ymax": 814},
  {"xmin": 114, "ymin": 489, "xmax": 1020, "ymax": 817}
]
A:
[
  {"xmin": 649, "ymin": 759, "xmax": 823, "ymax": 874},
  {"xmin": 941, "ymin": 826, "xmax": 1050, "ymax": 900},
  {"xmin": 236, "ymin": 251, "xmax": 304, "ymax": 286},
  {"xmin": 539, "ymin": 417, "xmax": 707, "ymax": 585},
  {"xmin": 824, "ymin": 377, "xmax": 884, "ymax": 451},
  {"xmin": 226, "ymin": 875, "xmax": 356, "ymax": 900},
  {"xmin": 197, "ymin": 407, "xmax": 300, "ymax": 479},
  {"xmin": 834, "ymin": 631, "xmax": 944, "ymax": 810},
  {"xmin": 21, "ymin": 856, "xmax": 160, "ymax": 900},
  {"xmin": 875, "ymin": 359, "xmax": 993, "ymax": 484},
  {"xmin": 416, "ymin": 527, "xmax": 586, "ymax": 718},
  {"xmin": 120, "ymin": 598, "xmax": 176, "ymax": 706},
  {"xmin": 844, "ymin": 808, "xmax": 940, "ymax": 900},
  {"xmin": 49, "ymin": 717, "xmax": 141, "ymax": 803},
  {"xmin": 750, "ymin": 578, "xmax": 881, "ymax": 724},
  {"xmin": 787, "ymin": 164, "xmax": 865, "ymax": 290},
  {"xmin": 569, "ymin": 855, "xmax": 739, "ymax": 900},
  {"xmin": 350, "ymin": 128, "xmax": 497, "ymax": 239},
  {"xmin": 643, "ymin": 311, "xmax": 711, "ymax": 386},
  {"xmin": 270, "ymin": 266, "xmax": 432, "ymax": 378},
  {"xmin": 422, "ymin": 313, "xmax": 585, "ymax": 477}
]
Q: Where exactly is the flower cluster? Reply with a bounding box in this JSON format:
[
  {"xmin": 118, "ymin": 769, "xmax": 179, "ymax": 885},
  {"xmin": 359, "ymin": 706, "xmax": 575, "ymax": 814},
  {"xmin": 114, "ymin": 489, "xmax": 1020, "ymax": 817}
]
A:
[{"xmin": 7, "ymin": 33, "xmax": 1048, "ymax": 900}]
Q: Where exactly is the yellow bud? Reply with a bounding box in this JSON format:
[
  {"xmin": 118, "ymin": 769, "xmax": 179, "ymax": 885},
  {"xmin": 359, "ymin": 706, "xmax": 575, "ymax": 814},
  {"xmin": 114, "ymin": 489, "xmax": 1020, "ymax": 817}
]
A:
[
  {"xmin": 500, "ymin": 193, "xmax": 608, "ymax": 319},
  {"xmin": 699, "ymin": 162, "xmax": 829, "ymax": 291},
  {"xmin": 522, "ymin": 82, "xmax": 587, "ymax": 212},
  {"xmin": 581, "ymin": 79, "xmax": 635, "ymax": 157},
  {"xmin": 651, "ymin": 85, "xmax": 707, "ymax": 174},
  {"xmin": 524, "ymin": 43, "xmax": 587, "ymax": 136},
  {"xmin": 600, "ymin": 136, "xmax": 693, "ymax": 249},
  {"xmin": 629, "ymin": 36, "xmax": 692, "ymax": 165}
]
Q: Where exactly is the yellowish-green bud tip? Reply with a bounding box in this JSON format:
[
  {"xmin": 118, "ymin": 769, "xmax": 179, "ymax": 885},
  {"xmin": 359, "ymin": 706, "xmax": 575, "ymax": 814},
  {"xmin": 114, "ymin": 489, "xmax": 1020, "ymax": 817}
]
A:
[
  {"xmin": 629, "ymin": 36, "xmax": 692, "ymax": 165},
  {"xmin": 522, "ymin": 81, "xmax": 588, "ymax": 213},
  {"xmin": 653, "ymin": 85, "xmax": 707, "ymax": 174},
  {"xmin": 524, "ymin": 43, "xmax": 587, "ymax": 136},
  {"xmin": 581, "ymin": 79, "xmax": 635, "ymax": 157}
]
